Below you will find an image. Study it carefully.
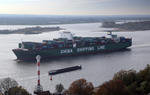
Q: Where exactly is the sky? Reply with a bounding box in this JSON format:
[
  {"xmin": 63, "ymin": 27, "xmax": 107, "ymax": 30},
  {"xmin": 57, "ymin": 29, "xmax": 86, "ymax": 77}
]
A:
[{"xmin": 0, "ymin": 0, "xmax": 150, "ymax": 15}]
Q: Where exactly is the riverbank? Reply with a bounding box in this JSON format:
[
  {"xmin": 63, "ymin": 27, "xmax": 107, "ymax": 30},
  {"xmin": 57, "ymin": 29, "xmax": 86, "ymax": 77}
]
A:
[
  {"xmin": 0, "ymin": 26, "xmax": 62, "ymax": 34},
  {"xmin": 102, "ymin": 21, "xmax": 150, "ymax": 31}
]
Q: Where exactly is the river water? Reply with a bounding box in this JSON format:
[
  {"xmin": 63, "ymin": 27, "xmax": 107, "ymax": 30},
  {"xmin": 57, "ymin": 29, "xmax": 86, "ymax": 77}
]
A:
[{"xmin": 0, "ymin": 23, "xmax": 150, "ymax": 93}]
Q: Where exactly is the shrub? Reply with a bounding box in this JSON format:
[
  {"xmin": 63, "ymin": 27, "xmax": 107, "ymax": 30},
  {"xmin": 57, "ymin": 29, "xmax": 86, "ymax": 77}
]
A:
[
  {"xmin": 113, "ymin": 70, "xmax": 137, "ymax": 86},
  {"xmin": 67, "ymin": 79, "xmax": 94, "ymax": 95},
  {"xmin": 93, "ymin": 80, "xmax": 130, "ymax": 95},
  {"xmin": 55, "ymin": 83, "xmax": 64, "ymax": 93},
  {"xmin": 8, "ymin": 86, "xmax": 31, "ymax": 95}
]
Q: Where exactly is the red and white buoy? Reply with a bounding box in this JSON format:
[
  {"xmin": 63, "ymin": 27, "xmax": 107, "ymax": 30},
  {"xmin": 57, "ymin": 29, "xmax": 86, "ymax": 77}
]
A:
[{"xmin": 34, "ymin": 55, "xmax": 43, "ymax": 93}]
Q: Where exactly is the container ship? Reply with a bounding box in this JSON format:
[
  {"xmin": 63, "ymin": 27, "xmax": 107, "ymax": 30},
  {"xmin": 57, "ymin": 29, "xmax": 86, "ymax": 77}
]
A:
[{"xmin": 12, "ymin": 31, "xmax": 132, "ymax": 61}]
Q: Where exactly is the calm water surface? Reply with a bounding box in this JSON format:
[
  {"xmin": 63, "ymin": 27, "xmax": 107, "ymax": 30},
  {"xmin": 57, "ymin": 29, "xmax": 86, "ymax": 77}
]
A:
[{"xmin": 0, "ymin": 23, "xmax": 150, "ymax": 93}]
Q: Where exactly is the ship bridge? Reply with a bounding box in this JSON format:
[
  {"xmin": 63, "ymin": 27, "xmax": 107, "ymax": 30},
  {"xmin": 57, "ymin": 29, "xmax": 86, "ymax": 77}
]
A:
[{"xmin": 60, "ymin": 31, "xmax": 74, "ymax": 40}]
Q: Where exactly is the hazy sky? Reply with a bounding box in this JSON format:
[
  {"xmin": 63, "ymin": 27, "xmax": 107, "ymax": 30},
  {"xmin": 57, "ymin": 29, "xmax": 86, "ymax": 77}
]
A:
[{"xmin": 0, "ymin": 0, "xmax": 150, "ymax": 15}]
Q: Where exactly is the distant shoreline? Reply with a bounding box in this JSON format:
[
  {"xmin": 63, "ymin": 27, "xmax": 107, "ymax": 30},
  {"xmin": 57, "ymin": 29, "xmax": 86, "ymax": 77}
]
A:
[
  {"xmin": 0, "ymin": 21, "xmax": 102, "ymax": 26},
  {"xmin": 101, "ymin": 21, "xmax": 150, "ymax": 31},
  {"xmin": 0, "ymin": 26, "xmax": 63, "ymax": 34},
  {"xmin": 0, "ymin": 15, "xmax": 150, "ymax": 25}
]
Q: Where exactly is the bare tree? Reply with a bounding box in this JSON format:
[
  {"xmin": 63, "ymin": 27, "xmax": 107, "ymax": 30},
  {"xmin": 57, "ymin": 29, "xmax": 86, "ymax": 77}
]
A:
[{"xmin": 0, "ymin": 77, "xmax": 18, "ymax": 94}]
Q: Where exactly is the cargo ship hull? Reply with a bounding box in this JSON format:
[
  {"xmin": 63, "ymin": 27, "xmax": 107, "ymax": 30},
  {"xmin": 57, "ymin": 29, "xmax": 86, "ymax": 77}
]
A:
[{"xmin": 13, "ymin": 42, "xmax": 131, "ymax": 61}]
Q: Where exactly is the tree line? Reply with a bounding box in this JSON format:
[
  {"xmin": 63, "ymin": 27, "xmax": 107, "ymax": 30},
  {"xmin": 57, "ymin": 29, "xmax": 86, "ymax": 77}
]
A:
[
  {"xmin": 1, "ymin": 64, "xmax": 150, "ymax": 95},
  {"xmin": 63, "ymin": 64, "xmax": 150, "ymax": 95}
]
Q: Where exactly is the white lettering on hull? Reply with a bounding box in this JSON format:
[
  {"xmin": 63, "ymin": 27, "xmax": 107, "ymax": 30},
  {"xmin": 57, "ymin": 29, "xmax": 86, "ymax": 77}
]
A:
[
  {"xmin": 60, "ymin": 46, "xmax": 105, "ymax": 54},
  {"xmin": 60, "ymin": 49, "xmax": 73, "ymax": 54},
  {"xmin": 77, "ymin": 47, "xmax": 94, "ymax": 52},
  {"xmin": 97, "ymin": 46, "xmax": 105, "ymax": 50}
]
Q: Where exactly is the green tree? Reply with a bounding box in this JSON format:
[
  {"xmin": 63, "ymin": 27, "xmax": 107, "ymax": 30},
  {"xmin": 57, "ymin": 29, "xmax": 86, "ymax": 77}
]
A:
[
  {"xmin": 8, "ymin": 86, "xmax": 31, "ymax": 95},
  {"xmin": 113, "ymin": 65, "xmax": 150, "ymax": 95}
]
